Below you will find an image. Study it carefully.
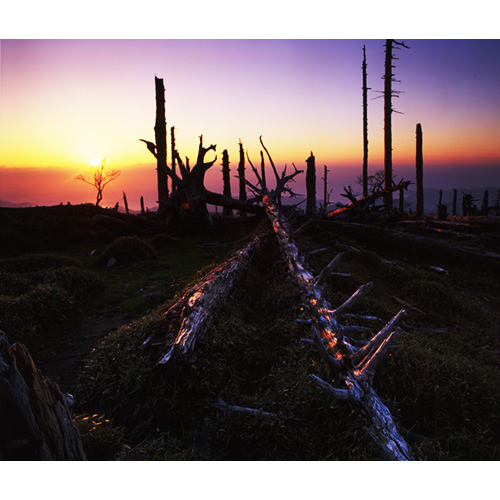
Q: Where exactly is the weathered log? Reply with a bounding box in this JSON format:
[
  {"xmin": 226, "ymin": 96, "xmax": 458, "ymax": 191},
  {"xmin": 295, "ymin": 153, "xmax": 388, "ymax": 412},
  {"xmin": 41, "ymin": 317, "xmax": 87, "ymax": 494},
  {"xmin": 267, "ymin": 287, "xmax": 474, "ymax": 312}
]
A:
[
  {"xmin": 245, "ymin": 143, "xmax": 412, "ymax": 459},
  {"xmin": 0, "ymin": 332, "xmax": 85, "ymax": 460},
  {"xmin": 262, "ymin": 194, "xmax": 413, "ymax": 459},
  {"xmin": 148, "ymin": 228, "xmax": 269, "ymax": 368},
  {"xmin": 328, "ymin": 180, "xmax": 411, "ymax": 218}
]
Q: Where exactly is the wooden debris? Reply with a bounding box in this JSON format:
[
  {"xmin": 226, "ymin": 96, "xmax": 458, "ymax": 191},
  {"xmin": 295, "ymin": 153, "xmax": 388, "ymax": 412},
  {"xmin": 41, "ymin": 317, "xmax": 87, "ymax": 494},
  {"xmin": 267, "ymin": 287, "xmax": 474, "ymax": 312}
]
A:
[
  {"xmin": 250, "ymin": 142, "xmax": 414, "ymax": 460},
  {"xmin": 148, "ymin": 228, "xmax": 269, "ymax": 368},
  {"xmin": 0, "ymin": 332, "xmax": 85, "ymax": 460}
]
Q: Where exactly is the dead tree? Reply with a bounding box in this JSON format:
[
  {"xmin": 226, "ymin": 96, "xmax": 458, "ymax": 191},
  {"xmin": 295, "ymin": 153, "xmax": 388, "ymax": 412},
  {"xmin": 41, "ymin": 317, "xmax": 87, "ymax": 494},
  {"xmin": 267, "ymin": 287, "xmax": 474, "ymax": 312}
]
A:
[
  {"xmin": 140, "ymin": 196, "xmax": 145, "ymax": 214},
  {"xmin": 481, "ymin": 190, "xmax": 489, "ymax": 216},
  {"xmin": 415, "ymin": 123, "xmax": 424, "ymax": 219},
  {"xmin": 154, "ymin": 77, "xmax": 169, "ymax": 210},
  {"xmin": 146, "ymin": 229, "xmax": 269, "ymax": 368},
  {"xmin": 171, "ymin": 126, "xmax": 177, "ymax": 194},
  {"xmin": 246, "ymin": 142, "xmax": 414, "ymax": 460},
  {"xmin": 0, "ymin": 332, "xmax": 85, "ymax": 460},
  {"xmin": 362, "ymin": 45, "xmax": 370, "ymax": 197},
  {"xmin": 75, "ymin": 157, "xmax": 120, "ymax": 207},
  {"xmin": 140, "ymin": 135, "xmax": 264, "ymax": 227},
  {"xmin": 123, "ymin": 191, "xmax": 129, "ymax": 214},
  {"xmin": 221, "ymin": 149, "xmax": 233, "ymax": 216},
  {"xmin": 260, "ymin": 151, "xmax": 267, "ymax": 191},
  {"xmin": 328, "ymin": 180, "xmax": 411, "ymax": 219},
  {"xmin": 306, "ymin": 152, "xmax": 316, "ymax": 217},
  {"xmin": 378, "ymin": 40, "xmax": 410, "ymax": 211},
  {"xmin": 452, "ymin": 189, "xmax": 457, "ymax": 216},
  {"xmin": 238, "ymin": 140, "xmax": 247, "ymax": 217}
]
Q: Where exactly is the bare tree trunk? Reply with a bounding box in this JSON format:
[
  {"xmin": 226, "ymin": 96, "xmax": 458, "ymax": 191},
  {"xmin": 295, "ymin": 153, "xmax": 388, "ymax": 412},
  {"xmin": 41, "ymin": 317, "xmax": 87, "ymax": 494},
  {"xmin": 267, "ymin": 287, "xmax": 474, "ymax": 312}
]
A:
[
  {"xmin": 148, "ymin": 229, "xmax": 269, "ymax": 368},
  {"xmin": 452, "ymin": 189, "xmax": 457, "ymax": 216},
  {"xmin": 155, "ymin": 77, "xmax": 169, "ymax": 210},
  {"xmin": 0, "ymin": 333, "xmax": 85, "ymax": 460},
  {"xmin": 415, "ymin": 123, "xmax": 424, "ymax": 220},
  {"xmin": 123, "ymin": 191, "xmax": 129, "ymax": 215},
  {"xmin": 238, "ymin": 140, "xmax": 247, "ymax": 217},
  {"xmin": 222, "ymin": 149, "xmax": 233, "ymax": 216},
  {"xmin": 323, "ymin": 165, "xmax": 330, "ymax": 210},
  {"xmin": 362, "ymin": 45, "xmax": 369, "ymax": 198},
  {"xmin": 481, "ymin": 190, "xmax": 489, "ymax": 216},
  {"xmin": 384, "ymin": 39, "xmax": 394, "ymax": 211},
  {"xmin": 140, "ymin": 196, "xmax": 145, "ymax": 214},
  {"xmin": 261, "ymin": 194, "xmax": 413, "ymax": 460},
  {"xmin": 171, "ymin": 126, "xmax": 177, "ymax": 195},
  {"xmin": 306, "ymin": 152, "xmax": 316, "ymax": 217},
  {"xmin": 260, "ymin": 151, "xmax": 267, "ymax": 191}
]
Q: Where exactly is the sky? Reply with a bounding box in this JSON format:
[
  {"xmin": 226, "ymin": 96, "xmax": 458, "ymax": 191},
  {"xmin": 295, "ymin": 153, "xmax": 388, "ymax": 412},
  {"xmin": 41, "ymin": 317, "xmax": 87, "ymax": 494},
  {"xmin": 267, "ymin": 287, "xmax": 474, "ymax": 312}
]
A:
[{"xmin": 1, "ymin": 8, "xmax": 499, "ymax": 210}]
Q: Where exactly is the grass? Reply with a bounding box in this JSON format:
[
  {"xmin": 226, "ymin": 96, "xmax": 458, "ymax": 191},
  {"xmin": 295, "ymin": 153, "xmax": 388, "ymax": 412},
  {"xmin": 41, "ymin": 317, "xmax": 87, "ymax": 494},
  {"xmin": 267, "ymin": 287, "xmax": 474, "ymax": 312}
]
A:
[{"xmin": 2, "ymin": 204, "xmax": 500, "ymax": 460}]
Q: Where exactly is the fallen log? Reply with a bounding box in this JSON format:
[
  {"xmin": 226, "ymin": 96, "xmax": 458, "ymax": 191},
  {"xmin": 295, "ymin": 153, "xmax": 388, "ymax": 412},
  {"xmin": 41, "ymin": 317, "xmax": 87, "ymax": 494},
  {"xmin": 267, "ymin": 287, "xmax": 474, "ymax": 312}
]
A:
[
  {"xmin": 328, "ymin": 181, "xmax": 411, "ymax": 218},
  {"xmin": 249, "ymin": 140, "xmax": 413, "ymax": 460},
  {"xmin": 262, "ymin": 194, "xmax": 413, "ymax": 460},
  {"xmin": 0, "ymin": 331, "xmax": 85, "ymax": 460},
  {"xmin": 148, "ymin": 228, "xmax": 269, "ymax": 368}
]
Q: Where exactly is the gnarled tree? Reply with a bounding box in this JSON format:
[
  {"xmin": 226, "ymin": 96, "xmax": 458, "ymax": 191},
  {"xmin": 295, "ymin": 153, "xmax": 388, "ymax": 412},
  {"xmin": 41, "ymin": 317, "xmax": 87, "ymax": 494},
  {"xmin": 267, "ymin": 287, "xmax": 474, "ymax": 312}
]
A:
[{"xmin": 140, "ymin": 135, "xmax": 264, "ymax": 228}]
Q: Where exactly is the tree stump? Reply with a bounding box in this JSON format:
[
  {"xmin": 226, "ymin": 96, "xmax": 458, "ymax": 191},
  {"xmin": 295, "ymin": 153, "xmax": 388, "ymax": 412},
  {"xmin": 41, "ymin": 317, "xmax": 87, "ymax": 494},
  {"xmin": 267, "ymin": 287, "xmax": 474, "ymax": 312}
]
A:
[{"xmin": 0, "ymin": 332, "xmax": 85, "ymax": 460}]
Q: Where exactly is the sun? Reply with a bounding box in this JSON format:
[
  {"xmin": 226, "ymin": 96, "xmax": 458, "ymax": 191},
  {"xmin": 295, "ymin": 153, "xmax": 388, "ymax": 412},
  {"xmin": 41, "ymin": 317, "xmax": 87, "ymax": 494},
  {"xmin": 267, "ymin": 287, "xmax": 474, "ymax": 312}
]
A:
[{"xmin": 89, "ymin": 158, "xmax": 100, "ymax": 167}]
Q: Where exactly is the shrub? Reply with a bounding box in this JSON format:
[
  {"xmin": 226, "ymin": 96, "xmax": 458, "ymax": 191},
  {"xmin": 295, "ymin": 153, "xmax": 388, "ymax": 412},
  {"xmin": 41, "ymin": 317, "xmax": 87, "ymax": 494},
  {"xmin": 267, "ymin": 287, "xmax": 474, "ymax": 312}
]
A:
[
  {"xmin": 0, "ymin": 283, "xmax": 76, "ymax": 342},
  {"xmin": 97, "ymin": 236, "xmax": 157, "ymax": 266},
  {"xmin": 0, "ymin": 253, "xmax": 82, "ymax": 274},
  {"xmin": 30, "ymin": 266, "xmax": 105, "ymax": 300}
]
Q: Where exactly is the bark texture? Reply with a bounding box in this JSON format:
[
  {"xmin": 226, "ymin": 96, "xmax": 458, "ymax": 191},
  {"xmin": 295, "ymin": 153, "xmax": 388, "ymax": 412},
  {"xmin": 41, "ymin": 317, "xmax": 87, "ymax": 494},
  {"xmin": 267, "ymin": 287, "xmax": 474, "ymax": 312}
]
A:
[
  {"xmin": 262, "ymin": 195, "xmax": 413, "ymax": 460},
  {"xmin": 0, "ymin": 332, "xmax": 85, "ymax": 460},
  {"xmin": 148, "ymin": 229, "xmax": 269, "ymax": 368}
]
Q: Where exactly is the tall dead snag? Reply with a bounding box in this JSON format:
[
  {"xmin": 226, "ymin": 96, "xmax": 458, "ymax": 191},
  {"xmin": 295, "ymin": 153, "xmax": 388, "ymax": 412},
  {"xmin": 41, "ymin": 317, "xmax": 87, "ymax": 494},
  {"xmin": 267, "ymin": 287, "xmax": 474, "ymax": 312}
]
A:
[
  {"xmin": 416, "ymin": 123, "xmax": 424, "ymax": 220},
  {"xmin": 170, "ymin": 126, "xmax": 177, "ymax": 194},
  {"xmin": 154, "ymin": 77, "xmax": 169, "ymax": 210},
  {"xmin": 147, "ymin": 229, "xmax": 269, "ymax": 369},
  {"xmin": 306, "ymin": 152, "xmax": 316, "ymax": 217},
  {"xmin": 251, "ymin": 141, "xmax": 413, "ymax": 460},
  {"xmin": 221, "ymin": 149, "xmax": 233, "ymax": 216},
  {"xmin": 238, "ymin": 140, "xmax": 247, "ymax": 217},
  {"xmin": 362, "ymin": 45, "xmax": 370, "ymax": 198},
  {"xmin": 0, "ymin": 332, "xmax": 85, "ymax": 460},
  {"xmin": 380, "ymin": 40, "xmax": 410, "ymax": 211}
]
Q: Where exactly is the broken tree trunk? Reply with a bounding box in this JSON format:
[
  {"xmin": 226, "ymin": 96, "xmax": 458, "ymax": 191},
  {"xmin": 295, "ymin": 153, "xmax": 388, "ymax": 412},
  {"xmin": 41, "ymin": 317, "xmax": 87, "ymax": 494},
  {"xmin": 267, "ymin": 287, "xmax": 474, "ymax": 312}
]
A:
[
  {"xmin": 262, "ymin": 195, "xmax": 413, "ymax": 460},
  {"xmin": 415, "ymin": 123, "xmax": 424, "ymax": 220},
  {"xmin": 154, "ymin": 76, "xmax": 169, "ymax": 210},
  {"xmin": 306, "ymin": 152, "xmax": 316, "ymax": 217},
  {"xmin": 147, "ymin": 228, "xmax": 269, "ymax": 369},
  {"xmin": 328, "ymin": 180, "xmax": 411, "ymax": 219},
  {"xmin": 0, "ymin": 332, "xmax": 85, "ymax": 460},
  {"xmin": 221, "ymin": 149, "xmax": 233, "ymax": 216},
  {"xmin": 248, "ymin": 141, "xmax": 413, "ymax": 460}
]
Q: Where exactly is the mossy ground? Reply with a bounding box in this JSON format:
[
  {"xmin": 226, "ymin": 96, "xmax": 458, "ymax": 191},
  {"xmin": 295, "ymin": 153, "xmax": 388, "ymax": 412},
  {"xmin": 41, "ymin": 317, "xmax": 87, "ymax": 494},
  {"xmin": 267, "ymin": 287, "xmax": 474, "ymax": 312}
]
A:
[{"xmin": 1, "ymin": 205, "xmax": 499, "ymax": 460}]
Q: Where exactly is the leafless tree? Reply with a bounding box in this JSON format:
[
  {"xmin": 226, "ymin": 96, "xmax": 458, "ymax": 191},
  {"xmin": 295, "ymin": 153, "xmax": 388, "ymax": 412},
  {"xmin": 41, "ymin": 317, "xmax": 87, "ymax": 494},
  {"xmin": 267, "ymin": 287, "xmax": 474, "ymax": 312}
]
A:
[{"xmin": 75, "ymin": 157, "xmax": 121, "ymax": 207}]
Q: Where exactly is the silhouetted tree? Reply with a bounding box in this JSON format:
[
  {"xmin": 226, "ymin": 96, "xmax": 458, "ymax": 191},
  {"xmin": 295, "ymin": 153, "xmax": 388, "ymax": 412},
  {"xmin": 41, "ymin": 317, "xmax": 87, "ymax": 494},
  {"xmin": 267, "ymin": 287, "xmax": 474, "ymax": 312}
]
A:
[
  {"xmin": 480, "ymin": 190, "xmax": 489, "ymax": 215},
  {"xmin": 260, "ymin": 150, "xmax": 267, "ymax": 191},
  {"xmin": 171, "ymin": 126, "xmax": 177, "ymax": 194},
  {"xmin": 306, "ymin": 152, "xmax": 316, "ymax": 217},
  {"xmin": 123, "ymin": 191, "xmax": 129, "ymax": 214},
  {"xmin": 155, "ymin": 76, "xmax": 168, "ymax": 210},
  {"xmin": 415, "ymin": 123, "xmax": 424, "ymax": 219},
  {"xmin": 379, "ymin": 39, "xmax": 410, "ymax": 211},
  {"xmin": 75, "ymin": 156, "xmax": 121, "ymax": 207},
  {"xmin": 221, "ymin": 149, "xmax": 233, "ymax": 216},
  {"xmin": 238, "ymin": 140, "xmax": 247, "ymax": 216},
  {"xmin": 362, "ymin": 45, "xmax": 370, "ymax": 197}
]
